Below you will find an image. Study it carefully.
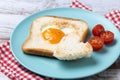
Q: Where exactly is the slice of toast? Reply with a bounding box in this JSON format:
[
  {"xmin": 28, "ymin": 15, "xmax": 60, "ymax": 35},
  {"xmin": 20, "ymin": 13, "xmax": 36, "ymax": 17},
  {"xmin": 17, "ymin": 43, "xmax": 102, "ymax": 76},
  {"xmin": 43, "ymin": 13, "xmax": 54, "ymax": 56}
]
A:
[{"xmin": 22, "ymin": 16, "xmax": 91, "ymax": 58}]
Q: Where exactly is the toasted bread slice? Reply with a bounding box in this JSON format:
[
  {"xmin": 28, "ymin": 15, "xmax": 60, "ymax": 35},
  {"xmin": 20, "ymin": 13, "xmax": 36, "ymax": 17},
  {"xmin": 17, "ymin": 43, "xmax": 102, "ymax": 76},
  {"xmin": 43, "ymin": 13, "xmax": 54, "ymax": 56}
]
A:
[{"xmin": 22, "ymin": 16, "xmax": 90, "ymax": 58}]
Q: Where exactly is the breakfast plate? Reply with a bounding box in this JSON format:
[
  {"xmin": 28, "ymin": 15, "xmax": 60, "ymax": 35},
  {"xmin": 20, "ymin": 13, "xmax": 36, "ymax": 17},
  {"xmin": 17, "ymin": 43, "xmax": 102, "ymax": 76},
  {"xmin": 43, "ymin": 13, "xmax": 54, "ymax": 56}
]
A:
[{"xmin": 10, "ymin": 8, "xmax": 120, "ymax": 79}]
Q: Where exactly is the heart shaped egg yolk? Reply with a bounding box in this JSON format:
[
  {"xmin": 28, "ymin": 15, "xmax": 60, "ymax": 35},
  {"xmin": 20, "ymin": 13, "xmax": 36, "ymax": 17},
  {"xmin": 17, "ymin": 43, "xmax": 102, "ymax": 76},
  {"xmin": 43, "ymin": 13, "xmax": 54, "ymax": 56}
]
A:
[{"xmin": 42, "ymin": 28, "xmax": 65, "ymax": 44}]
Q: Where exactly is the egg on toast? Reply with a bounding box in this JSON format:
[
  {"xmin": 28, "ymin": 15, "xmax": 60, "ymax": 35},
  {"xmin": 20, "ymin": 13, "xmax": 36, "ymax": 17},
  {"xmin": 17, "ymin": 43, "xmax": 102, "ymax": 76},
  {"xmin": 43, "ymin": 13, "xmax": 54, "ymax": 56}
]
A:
[{"xmin": 22, "ymin": 16, "xmax": 93, "ymax": 60}]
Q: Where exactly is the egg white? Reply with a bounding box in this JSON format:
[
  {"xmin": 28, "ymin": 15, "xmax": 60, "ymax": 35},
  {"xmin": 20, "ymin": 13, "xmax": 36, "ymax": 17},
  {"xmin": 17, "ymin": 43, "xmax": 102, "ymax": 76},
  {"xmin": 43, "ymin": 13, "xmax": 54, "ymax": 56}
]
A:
[
  {"xmin": 41, "ymin": 25, "xmax": 75, "ymax": 35},
  {"xmin": 61, "ymin": 27, "xmax": 75, "ymax": 34},
  {"xmin": 41, "ymin": 25, "xmax": 58, "ymax": 32}
]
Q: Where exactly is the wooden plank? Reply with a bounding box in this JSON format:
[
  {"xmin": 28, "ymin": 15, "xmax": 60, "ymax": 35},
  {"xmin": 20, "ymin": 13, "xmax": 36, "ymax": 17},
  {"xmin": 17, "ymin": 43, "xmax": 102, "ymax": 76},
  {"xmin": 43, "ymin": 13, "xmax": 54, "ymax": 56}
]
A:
[
  {"xmin": 0, "ymin": 0, "xmax": 53, "ymax": 15},
  {"xmin": 80, "ymin": 0, "xmax": 120, "ymax": 15},
  {"xmin": 0, "ymin": 13, "xmax": 26, "ymax": 26},
  {"xmin": 0, "ymin": 14, "xmax": 26, "ymax": 42}
]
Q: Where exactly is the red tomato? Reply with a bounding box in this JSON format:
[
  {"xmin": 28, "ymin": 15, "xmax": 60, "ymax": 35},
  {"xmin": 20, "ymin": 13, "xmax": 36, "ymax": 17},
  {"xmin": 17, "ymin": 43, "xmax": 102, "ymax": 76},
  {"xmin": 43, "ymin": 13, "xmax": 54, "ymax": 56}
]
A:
[
  {"xmin": 92, "ymin": 24, "xmax": 105, "ymax": 36},
  {"xmin": 88, "ymin": 36, "xmax": 104, "ymax": 51},
  {"xmin": 100, "ymin": 31, "xmax": 114, "ymax": 44}
]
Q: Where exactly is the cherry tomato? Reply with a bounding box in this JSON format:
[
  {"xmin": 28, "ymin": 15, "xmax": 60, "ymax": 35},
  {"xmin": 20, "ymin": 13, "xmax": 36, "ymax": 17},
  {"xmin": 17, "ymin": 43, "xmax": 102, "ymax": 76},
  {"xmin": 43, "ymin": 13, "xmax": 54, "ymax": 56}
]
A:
[
  {"xmin": 88, "ymin": 36, "xmax": 104, "ymax": 51},
  {"xmin": 100, "ymin": 31, "xmax": 114, "ymax": 44},
  {"xmin": 92, "ymin": 24, "xmax": 105, "ymax": 36}
]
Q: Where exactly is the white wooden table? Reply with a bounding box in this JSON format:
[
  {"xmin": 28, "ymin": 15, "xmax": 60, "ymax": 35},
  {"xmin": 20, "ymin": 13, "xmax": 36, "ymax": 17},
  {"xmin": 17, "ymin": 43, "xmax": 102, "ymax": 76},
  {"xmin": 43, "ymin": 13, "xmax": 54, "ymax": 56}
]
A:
[{"xmin": 0, "ymin": 0, "xmax": 120, "ymax": 80}]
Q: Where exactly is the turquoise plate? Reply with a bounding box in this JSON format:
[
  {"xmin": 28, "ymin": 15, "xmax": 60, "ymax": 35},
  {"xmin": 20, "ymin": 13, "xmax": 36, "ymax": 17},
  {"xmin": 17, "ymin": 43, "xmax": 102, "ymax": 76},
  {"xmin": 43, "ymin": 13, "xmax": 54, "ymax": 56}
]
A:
[{"xmin": 10, "ymin": 8, "xmax": 120, "ymax": 79}]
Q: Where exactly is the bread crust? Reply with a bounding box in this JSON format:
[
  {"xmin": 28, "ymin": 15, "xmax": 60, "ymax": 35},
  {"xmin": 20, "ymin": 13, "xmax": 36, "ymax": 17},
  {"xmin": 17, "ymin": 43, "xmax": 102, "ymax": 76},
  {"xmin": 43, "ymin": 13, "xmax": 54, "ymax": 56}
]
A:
[
  {"xmin": 22, "ymin": 16, "xmax": 89, "ymax": 57},
  {"xmin": 22, "ymin": 32, "xmax": 53, "ymax": 57},
  {"xmin": 23, "ymin": 48, "xmax": 53, "ymax": 57}
]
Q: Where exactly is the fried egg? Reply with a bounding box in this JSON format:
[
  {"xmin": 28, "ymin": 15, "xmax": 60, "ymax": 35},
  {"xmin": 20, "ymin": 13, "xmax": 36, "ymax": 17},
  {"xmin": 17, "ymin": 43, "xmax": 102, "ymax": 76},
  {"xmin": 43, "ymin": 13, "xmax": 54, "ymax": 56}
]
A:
[{"xmin": 41, "ymin": 25, "xmax": 75, "ymax": 44}]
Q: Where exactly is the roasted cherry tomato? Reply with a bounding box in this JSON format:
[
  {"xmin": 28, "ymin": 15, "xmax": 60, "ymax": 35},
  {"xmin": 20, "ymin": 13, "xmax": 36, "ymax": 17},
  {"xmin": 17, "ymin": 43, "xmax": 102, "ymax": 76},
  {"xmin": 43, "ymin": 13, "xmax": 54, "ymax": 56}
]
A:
[
  {"xmin": 100, "ymin": 31, "xmax": 114, "ymax": 44},
  {"xmin": 92, "ymin": 24, "xmax": 105, "ymax": 36},
  {"xmin": 88, "ymin": 36, "xmax": 104, "ymax": 51}
]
